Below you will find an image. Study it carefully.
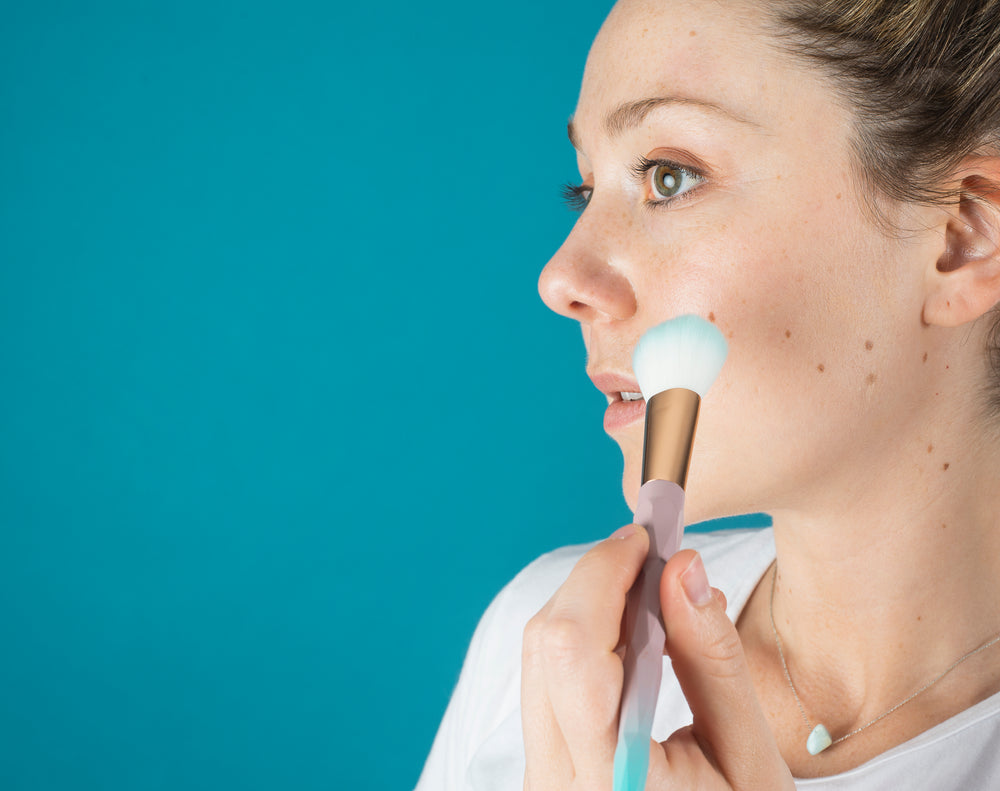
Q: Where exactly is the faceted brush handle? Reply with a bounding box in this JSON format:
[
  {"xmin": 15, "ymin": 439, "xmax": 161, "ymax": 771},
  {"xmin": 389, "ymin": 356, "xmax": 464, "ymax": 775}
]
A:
[{"xmin": 612, "ymin": 479, "xmax": 686, "ymax": 791}]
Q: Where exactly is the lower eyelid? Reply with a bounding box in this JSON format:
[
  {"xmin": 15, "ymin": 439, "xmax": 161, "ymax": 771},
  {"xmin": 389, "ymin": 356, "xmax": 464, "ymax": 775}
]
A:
[{"xmin": 645, "ymin": 182, "xmax": 704, "ymax": 210}]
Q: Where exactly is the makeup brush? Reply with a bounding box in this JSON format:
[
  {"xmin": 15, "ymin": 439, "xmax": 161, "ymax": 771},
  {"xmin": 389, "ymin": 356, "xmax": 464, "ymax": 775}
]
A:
[{"xmin": 613, "ymin": 314, "xmax": 728, "ymax": 791}]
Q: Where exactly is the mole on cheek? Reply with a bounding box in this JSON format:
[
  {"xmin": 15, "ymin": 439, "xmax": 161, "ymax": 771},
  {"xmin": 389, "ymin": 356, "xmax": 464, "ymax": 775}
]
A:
[
  {"xmin": 817, "ymin": 364, "xmax": 825, "ymax": 373},
  {"xmin": 923, "ymin": 352, "xmax": 928, "ymax": 363},
  {"xmin": 865, "ymin": 340, "xmax": 874, "ymax": 351},
  {"xmin": 708, "ymin": 312, "xmax": 716, "ymax": 322},
  {"xmin": 928, "ymin": 444, "xmax": 934, "ymax": 453},
  {"xmin": 943, "ymin": 462, "xmax": 951, "ymax": 471},
  {"xmin": 785, "ymin": 329, "xmax": 791, "ymax": 338}
]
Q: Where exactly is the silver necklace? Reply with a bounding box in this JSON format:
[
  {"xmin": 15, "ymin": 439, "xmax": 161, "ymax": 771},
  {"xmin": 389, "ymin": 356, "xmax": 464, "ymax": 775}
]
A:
[{"xmin": 768, "ymin": 564, "xmax": 1000, "ymax": 756}]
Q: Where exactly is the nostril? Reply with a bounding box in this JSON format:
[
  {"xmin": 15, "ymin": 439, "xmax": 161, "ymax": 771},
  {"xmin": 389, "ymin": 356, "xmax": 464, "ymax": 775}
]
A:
[{"xmin": 538, "ymin": 241, "xmax": 637, "ymax": 323}]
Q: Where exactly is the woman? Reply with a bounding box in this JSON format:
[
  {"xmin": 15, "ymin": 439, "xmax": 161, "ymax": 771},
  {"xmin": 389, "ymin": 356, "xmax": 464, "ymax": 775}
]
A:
[{"xmin": 418, "ymin": 0, "xmax": 1000, "ymax": 787}]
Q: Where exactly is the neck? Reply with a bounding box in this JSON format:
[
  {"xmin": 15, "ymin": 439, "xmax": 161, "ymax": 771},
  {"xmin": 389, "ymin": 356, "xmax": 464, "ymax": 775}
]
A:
[{"xmin": 764, "ymin": 424, "xmax": 1000, "ymax": 723}]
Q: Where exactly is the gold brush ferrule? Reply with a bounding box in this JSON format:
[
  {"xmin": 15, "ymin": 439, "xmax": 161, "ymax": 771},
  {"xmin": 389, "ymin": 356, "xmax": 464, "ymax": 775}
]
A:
[{"xmin": 640, "ymin": 388, "xmax": 701, "ymax": 487}]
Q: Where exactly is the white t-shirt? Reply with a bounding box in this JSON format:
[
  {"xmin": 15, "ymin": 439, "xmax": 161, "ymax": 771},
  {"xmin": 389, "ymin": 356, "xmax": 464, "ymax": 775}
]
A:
[{"xmin": 415, "ymin": 527, "xmax": 1000, "ymax": 790}]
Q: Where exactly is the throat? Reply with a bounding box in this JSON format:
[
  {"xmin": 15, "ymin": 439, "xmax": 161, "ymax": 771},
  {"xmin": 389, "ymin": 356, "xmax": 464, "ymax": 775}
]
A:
[{"xmin": 738, "ymin": 558, "xmax": 1000, "ymax": 779}]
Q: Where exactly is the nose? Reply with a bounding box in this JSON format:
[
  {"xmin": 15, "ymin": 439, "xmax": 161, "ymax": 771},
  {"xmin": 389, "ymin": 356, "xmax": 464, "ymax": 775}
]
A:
[{"xmin": 538, "ymin": 216, "xmax": 637, "ymax": 324}]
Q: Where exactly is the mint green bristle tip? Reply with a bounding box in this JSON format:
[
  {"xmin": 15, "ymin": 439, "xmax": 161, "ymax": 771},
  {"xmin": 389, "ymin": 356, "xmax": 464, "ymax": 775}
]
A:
[{"xmin": 632, "ymin": 313, "xmax": 728, "ymax": 402}]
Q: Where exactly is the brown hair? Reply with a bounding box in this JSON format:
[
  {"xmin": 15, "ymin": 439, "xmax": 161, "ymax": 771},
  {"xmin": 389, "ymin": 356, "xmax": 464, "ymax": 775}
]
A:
[{"xmin": 770, "ymin": 0, "xmax": 1000, "ymax": 413}]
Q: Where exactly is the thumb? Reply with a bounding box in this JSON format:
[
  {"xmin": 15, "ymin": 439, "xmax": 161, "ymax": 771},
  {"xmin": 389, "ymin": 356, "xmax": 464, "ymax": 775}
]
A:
[{"xmin": 660, "ymin": 550, "xmax": 787, "ymax": 786}]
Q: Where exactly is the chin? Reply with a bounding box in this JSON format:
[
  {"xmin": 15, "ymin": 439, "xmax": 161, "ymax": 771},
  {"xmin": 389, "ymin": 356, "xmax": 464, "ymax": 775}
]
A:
[
  {"xmin": 622, "ymin": 478, "xmax": 639, "ymax": 514},
  {"xmin": 616, "ymin": 434, "xmax": 645, "ymax": 513},
  {"xmin": 620, "ymin": 443, "xmax": 744, "ymax": 526}
]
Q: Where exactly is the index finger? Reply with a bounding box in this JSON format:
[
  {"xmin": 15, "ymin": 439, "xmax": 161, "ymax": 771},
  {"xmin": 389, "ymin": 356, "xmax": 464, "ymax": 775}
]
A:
[{"xmin": 522, "ymin": 524, "xmax": 650, "ymax": 782}]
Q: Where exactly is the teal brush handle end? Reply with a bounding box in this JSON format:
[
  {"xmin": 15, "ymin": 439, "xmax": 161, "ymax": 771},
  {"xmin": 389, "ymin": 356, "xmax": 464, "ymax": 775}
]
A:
[{"xmin": 613, "ymin": 729, "xmax": 651, "ymax": 791}]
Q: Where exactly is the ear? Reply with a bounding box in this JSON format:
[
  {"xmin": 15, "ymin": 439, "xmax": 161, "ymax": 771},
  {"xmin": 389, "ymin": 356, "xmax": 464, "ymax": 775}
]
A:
[{"xmin": 923, "ymin": 161, "xmax": 1000, "ymax": 328}]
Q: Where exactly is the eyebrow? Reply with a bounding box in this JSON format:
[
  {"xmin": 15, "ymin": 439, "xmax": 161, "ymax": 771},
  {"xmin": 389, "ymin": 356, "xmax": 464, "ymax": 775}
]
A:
[{"xmin": 566, "ymin": 95, "xmax": 757, "ymax": 151}]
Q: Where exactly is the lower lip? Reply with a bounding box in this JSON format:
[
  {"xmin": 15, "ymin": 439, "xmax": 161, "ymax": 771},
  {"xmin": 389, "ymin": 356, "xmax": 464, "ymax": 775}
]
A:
[{"xmin": 604, "ymin": 398, "xmax": 646, "ymax": 434}]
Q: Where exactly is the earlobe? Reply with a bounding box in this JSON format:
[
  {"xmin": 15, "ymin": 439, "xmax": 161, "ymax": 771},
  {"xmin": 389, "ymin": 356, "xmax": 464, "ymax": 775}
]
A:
[{"xmin": 924, "ymin": 169, "xmax": 1000, "ymax": 328}]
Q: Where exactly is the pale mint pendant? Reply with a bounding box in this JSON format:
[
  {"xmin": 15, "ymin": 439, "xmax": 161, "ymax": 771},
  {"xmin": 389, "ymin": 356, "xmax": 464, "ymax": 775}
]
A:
[{"xmin": 806, "ymin": 724, "xmax": 833, "ymax": 755}]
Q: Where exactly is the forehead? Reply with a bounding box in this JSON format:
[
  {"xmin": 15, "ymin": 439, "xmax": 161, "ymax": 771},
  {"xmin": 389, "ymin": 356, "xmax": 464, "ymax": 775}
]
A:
[{"xmin": 572, "ymin": 0, "xmax": 813, "ymax": 150}]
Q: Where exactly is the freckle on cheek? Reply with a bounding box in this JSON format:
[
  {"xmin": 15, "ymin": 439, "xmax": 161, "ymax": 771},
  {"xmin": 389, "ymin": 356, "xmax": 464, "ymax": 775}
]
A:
[
  {"xmin": 943, "ymin": 462, "xmax": 950, "ymax": 471},
  {"xmin": 785, "ymin": 329, "xmax": 791, "ymax": 338},
  {"xmin": 708, "ymin": 312, "xmax": 716, "ymax": 322},
  {"xmin": 928, "ymin": 444, "xmax": 934, "ymax": 453},
  {"xmin": 866, "ymin": 373, "xmax": 877, "ymax": 384},
  {"xmin": 865, "ymin": 340, "xmax": 874, "ymax": 351},
  {"xmin": 923, "ymin": 352, "xmax": 928, "ymax": 363}
]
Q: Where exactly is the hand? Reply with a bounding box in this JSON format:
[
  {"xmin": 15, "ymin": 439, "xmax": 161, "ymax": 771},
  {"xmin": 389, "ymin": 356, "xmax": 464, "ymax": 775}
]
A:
[{"xmin": 521, "ymin": 524, "xmax": 794, "ymax": 790}]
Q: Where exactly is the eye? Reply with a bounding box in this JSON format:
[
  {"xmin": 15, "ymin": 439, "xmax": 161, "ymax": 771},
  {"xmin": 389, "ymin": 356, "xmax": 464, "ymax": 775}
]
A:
[
  {"xmin": 653, "ymin": 164, "xmax": 685, "ymax": 197},
  {"xmin": 559, "ymin": 156, "xmax": 704, "ymax": 214},
  {"xmin": 560, "ymin": 182, "xmax": 592, "ymax": 213},
  {"xmin": 630, "ymin": 156, "xmax": 705, "ymax": 206}
]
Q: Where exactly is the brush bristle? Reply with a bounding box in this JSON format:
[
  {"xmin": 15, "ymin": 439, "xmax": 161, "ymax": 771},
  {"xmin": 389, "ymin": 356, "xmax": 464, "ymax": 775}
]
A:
[{"xmin": 632, "ymin": 314, "xmax": 728, "ymax": 400}]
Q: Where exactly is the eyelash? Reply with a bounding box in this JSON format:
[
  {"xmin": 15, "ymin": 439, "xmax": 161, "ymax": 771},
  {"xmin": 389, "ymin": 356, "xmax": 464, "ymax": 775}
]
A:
[{"xmin": 559, "ymin": 155, "xmax": 705, "ymax": 213}]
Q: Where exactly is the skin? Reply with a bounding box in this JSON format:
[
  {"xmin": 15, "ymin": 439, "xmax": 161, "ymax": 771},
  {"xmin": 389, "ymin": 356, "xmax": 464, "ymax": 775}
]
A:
[{"xmin": 525, "ymin": 0, "xmax": 1000, "ymax": 784}]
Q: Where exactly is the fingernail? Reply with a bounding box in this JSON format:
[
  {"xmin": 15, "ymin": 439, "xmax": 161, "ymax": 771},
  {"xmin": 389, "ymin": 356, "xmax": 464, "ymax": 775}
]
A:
[
  {"xmin": 610, "ymin": 524, "xmax": 638, "ymax": 540},
  {"xmin": 681, "ymin": 554, "xmax": 712, "ymax": 607}
]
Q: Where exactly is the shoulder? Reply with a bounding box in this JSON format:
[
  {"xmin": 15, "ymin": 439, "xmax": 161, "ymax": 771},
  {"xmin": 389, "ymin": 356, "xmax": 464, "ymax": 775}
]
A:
[
  {"xmin": 494, "ymin": 526, "xmax": 774, "ymax": 628},
  {"xmin": 682, "ymin": 525, "xmax": 775, "ymax": 571},
  {"xmin": 484, "ymin": 540, "xmax": 597, "ymax": 631}
]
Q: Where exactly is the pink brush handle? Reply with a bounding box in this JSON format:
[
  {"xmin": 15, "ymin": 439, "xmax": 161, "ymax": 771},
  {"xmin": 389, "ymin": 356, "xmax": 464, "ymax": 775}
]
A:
[{"xmin": 613, "ymin": 478, "xmax": 686, "ymax": 791}]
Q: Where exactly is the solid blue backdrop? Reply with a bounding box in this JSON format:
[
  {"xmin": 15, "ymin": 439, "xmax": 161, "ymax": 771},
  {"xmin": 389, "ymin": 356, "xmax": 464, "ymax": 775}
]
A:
[{"xmin": 0, "ymin": 3, "xmax": 767, "ymax": 789}]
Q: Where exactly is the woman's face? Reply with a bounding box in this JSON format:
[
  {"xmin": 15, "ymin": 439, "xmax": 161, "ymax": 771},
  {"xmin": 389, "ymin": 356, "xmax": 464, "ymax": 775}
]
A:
[{"xmin": 539, "ymin": 0, "xmax": 945, "ymax": 519}]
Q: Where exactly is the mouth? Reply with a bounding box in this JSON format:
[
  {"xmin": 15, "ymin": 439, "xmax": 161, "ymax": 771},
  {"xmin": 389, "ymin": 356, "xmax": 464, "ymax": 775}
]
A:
[
  {"xmin": 589, "ymin": 372, "xmax": 647, "ymax": 434},
  {"xmin": 603, "ymin": 394, "xmax": 646, "ymax": 433}
]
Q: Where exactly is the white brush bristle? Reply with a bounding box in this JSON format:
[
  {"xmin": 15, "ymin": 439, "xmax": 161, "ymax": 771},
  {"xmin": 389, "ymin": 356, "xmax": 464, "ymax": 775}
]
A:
[{"xmin": 632, "ymin": 314, "xmax": 728, "ymax": 400}]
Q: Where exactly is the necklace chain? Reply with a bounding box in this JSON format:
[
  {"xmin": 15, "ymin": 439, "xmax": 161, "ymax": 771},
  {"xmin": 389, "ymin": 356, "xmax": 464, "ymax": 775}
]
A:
[{"xmin": 768, "ymin": 564, "xmax": 1000, "ymax": 753}]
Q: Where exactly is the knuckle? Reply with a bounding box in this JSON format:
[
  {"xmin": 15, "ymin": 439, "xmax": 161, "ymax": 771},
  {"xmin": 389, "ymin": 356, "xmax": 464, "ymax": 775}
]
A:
[
  {"xmin": 522, "ymin": 612, "xmax": 548, "ymax": 654},
  {"xmin": 523, "ymin": 614, "xmax": 590, "ymax": 666},
  {"xmin": 540, "ymin": 616, "xmax": 589, "ymax": 661},
  {"xmin": 700, "ymin": 623, "xmax": 746, "ymax": 675}
]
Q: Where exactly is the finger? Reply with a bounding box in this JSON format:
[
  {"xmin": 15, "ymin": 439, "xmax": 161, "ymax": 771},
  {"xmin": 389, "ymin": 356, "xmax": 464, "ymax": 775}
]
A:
[
  {"xmin": 522, "ymin": 600, "xmax": 574, "ymax": 789},
  {"xmin": 649, "ymin": 726, "xmax": 726, "ymax": 790},
  {"xmin": 660, "ymin": 550, "xmax": 790, "ymax": 788},
  {"xmin": 521, "ymin": 524, "xmax": 649, "ymax": 785},
  {"xmin": 545, "ymin": 524, "xmax": 649, "ymax": 778}
]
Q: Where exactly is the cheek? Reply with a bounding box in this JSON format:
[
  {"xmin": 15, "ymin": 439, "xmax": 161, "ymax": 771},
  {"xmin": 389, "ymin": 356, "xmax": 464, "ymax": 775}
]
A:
[
  {"xmin": 643, "ymin": 206, "xmax": 901, "ymax": 419},
  {"xmin": 638, "ymin": 218, "xmax": 816, "ymax": 350}
]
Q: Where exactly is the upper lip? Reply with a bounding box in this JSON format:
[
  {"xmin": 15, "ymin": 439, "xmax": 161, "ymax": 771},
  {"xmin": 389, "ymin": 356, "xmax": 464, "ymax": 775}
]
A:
[{"xmin": 588, "ymin": 371, "xmax": 643, "ymax": 402}]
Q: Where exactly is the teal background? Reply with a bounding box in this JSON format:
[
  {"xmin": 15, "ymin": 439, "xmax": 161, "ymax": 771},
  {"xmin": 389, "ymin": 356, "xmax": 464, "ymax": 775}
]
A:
[{"xmin": 0, "ymin": 2, "xmax": 766, "ymax": 789}]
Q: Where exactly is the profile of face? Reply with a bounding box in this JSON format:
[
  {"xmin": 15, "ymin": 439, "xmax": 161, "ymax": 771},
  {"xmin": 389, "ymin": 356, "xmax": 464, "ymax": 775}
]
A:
[{"xmin": 538, "ymin": 0, "xmax": 953, "ymax": 520}]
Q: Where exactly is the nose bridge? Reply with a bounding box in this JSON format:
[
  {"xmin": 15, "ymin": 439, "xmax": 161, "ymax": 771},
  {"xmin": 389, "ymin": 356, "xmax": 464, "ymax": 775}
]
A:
[{"xmin": 538, "ymin": 202, "xmax": 638, "ymax": 324}]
